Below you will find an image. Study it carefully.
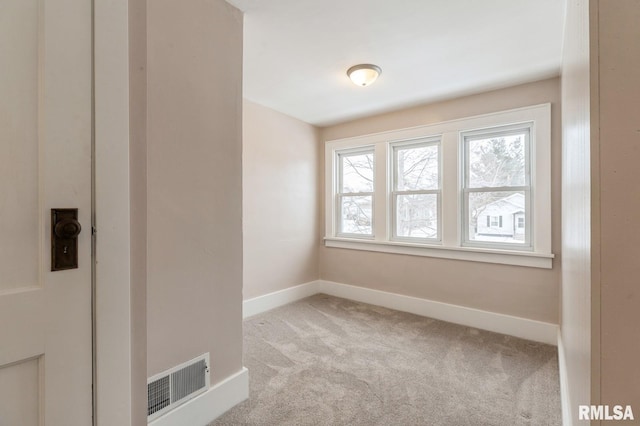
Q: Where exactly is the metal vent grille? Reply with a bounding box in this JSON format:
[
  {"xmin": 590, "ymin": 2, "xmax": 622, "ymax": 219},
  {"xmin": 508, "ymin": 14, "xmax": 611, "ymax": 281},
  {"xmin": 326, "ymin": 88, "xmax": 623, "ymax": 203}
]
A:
[
  {"xmin": 147, "ymin": 353, "xmax": 210, "ymax": 421},
  {"xmin": 148, "ymin": 376, "xmax": 170, "ymax": 416},
  {"xmin": 172, "ymin": 359, "xmax": 207, "ymax": 402}
]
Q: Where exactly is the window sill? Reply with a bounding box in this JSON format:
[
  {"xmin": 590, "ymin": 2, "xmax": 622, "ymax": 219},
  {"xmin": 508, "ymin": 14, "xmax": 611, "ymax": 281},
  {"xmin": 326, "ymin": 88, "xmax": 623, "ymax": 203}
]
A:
[{"xmin": 323, "ymin": 237, "xmax": 554, "ymax": 269}]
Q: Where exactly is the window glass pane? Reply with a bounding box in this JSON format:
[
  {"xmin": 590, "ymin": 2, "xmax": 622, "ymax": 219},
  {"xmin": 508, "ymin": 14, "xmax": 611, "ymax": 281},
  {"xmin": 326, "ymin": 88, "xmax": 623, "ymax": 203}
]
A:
[
  {"xmin": 468, "ymin": 191, "xmax": 526, "ymax": 244},
  {"xmin": 396, "ymin": 194, "xmax": 438, "ymax": 239},
  {"xmin": 396, "ymin": 144, "xmax": 439, "ymax": 191},
  {"xmin": 341, "ymin": 152, "xmax": 374, "ymax": 193},
  {"xmin": 340, "ymin": 195, "xmax": 372, "ymax": 235},
  {"xmin": 468, "ymin": 133, "xmax": 526, "ymax": 188}
]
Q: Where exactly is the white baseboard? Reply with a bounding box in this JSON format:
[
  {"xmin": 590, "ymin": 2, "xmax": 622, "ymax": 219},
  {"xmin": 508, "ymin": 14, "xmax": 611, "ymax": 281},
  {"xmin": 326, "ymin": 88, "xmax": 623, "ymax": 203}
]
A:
[
  {"xmin": 243, "ymin": 279, "xmax": 558, "ymax": 345},
  {"xmin": 557, "ymin": 331, "xmax": 573, "ymax": 426},
  {"xmin": 243, "ymin": 281, "xmax": 320, "ymax": 319},
  {"xmin": 319, "ymin": 280, "xmax": 558, "ymax": 345},
  {"xmin": 148, "ymin": 367, "xmax": 249, "ymax": 426}
]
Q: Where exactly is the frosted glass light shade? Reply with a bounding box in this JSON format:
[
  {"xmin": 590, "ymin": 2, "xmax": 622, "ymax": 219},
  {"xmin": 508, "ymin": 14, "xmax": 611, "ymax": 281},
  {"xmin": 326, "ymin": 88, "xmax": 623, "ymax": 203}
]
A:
[{"xmin": 347, "ymin": 64, "xmax": 381, "ymax": 87}]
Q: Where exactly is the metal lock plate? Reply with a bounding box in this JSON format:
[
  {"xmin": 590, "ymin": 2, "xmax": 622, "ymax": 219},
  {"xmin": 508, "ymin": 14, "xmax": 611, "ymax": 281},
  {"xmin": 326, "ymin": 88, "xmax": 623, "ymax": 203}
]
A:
[{"xmin": 51, "ymin": 208, "xmax": 81, "ymax": 271}]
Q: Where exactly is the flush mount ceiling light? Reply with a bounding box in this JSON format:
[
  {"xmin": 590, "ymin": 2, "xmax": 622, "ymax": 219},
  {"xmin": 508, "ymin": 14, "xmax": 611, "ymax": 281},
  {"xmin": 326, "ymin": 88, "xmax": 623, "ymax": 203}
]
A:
[{"xmin": 347, "ymin": 64, "xmax": 382, "ymax": 87}]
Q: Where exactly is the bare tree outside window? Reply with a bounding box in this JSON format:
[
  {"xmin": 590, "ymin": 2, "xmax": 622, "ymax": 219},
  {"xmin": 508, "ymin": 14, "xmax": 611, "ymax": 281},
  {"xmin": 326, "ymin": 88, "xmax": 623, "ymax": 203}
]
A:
[
  {"xmin": 338, "ymin": 151, "xmax": 374, "ymax": 235},
  {"xmin": 393, "ymin": 142, "xmax": 440, "ymax": 239},
  {"xmin": 337, "ymin": 128, "xmax": 531, "ymax": 246}
]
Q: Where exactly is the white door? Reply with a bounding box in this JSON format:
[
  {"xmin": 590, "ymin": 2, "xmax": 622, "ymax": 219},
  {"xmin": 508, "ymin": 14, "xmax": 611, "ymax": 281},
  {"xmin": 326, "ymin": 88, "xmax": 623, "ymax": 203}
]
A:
[{"xmin": 0, "ymin": 0, "xmax": 93, "ymax": 424}]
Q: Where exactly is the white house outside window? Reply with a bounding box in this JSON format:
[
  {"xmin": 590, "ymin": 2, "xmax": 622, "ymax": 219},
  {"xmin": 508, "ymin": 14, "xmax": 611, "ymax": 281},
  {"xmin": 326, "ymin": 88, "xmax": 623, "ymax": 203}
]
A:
[
  {"xmin": 462, "ymin": 124, "xmax": 532, "ymax": 250},
  {"xmin": 324, "ymin": 104, "xmax": 554, "ymax": 269}
]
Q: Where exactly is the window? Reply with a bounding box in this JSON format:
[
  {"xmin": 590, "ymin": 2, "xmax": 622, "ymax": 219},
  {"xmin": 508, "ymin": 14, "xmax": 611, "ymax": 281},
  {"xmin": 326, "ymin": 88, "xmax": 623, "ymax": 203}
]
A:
[
  {"xmin": 488, "ymin": 216, "xmax": 501, "ymax": 227},
  {"xmin": 462, "ymin": 124, "xmax": 531, "ymax": 249},
  {"xmin": 391, "ymin": 139, "xmax": 440, "ymax": 241},
  {"xmin": 324, "ymin": 104, "xmax": 553, "ymax": 268},
  {"xmin": 336, "ymin": 148, "xmax": 374, "ymax": 237}
]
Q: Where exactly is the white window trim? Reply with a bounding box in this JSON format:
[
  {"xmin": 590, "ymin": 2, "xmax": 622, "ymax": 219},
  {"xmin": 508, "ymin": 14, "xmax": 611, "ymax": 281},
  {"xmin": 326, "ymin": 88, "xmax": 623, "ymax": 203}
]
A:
[{"xmin": 324, "ymin": 104, "xmax": 554, "ymax": 269}]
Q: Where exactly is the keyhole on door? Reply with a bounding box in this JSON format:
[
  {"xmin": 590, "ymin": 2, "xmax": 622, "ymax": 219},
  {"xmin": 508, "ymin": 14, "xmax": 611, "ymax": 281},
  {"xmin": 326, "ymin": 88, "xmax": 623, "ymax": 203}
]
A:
[{"xmin": 63, "ymin": 246, "xmax": 68, "ymax": 254}]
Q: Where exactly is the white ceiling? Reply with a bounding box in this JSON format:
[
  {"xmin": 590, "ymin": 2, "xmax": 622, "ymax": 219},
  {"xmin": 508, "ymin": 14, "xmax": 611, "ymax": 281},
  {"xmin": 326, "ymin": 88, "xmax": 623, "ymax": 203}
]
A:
[{"xmin": 227, "ymin": 0, "xmax": 566, "ymax": 127}]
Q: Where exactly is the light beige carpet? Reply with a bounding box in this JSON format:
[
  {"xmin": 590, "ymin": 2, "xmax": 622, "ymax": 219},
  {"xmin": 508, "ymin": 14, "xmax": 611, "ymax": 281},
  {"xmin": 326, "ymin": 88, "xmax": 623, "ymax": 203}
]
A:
[{"xmin": 211, "ymin": 294, "xmax": 561, "ymax": 425}]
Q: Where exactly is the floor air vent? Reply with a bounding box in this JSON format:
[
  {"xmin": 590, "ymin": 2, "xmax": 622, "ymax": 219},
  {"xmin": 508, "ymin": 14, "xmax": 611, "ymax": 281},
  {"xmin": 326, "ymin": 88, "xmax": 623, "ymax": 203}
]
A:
[{"xmin": 147, "ymin": 353, "xmax": 210, "ymax": 421}]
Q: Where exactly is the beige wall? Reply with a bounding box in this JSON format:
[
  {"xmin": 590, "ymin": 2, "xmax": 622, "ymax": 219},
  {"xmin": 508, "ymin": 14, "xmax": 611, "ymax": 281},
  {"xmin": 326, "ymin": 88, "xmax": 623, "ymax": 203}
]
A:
[
  {"xmin": 596, "ymin": 0, "xmax": 640, "ymax": 414},
  {"xmin": 147, "ymin": 0, "xmax": 244, "ymax": 386},
  {"xmin": 560, "ymin": 0, "xmax": 596, "ymax": 422},
  {"xmin": 320, "ymin": 78, "xmax": 561, "ymax": 323},
  {"xmin": 128, "ymin": 0, "xmax": 147, "ymax": 422},
  {"xmin": 243, "ymin": 100, "xmax": 321, "ymax": 300}
]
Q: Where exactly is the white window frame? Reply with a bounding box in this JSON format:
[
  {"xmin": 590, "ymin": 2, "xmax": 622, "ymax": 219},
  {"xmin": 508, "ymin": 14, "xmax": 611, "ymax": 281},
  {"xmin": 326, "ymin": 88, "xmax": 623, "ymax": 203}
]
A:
[
  {"xmin": 390, "ymin": 137, "xmax": 442, "ymax": 243},
  {"xmin": 461, "ymin": 123, "xmax": 533, "ymax": 251},
  {"xmin": 324, "ymin": 104, "xmax": 554, "ymax": 269},
  {"xmin": 335, "ymin": 146, "xmax": 375, "ymax": 239}
]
